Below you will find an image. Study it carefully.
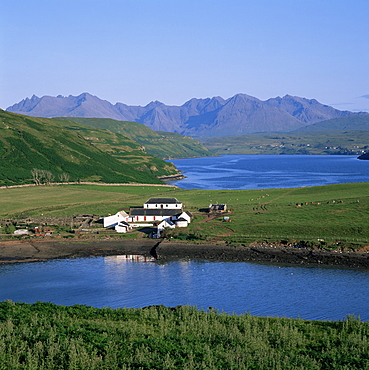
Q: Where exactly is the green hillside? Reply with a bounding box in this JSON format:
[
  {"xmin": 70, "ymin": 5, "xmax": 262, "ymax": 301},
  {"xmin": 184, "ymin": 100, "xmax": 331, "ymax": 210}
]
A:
[
  {"xmin": 295, "ymin": 114, "xmax": 369, "ymax": 132},
  {"xmin": 0, "ymin": 110, "xmax": 178, "ymax": 186},
  {"xmin": 200, "ymin": 130, "xmax": 369, "ymax": 155},
  {"xmin": 59, "ymin": 117, "xmax": 215, "ymax": 159}
]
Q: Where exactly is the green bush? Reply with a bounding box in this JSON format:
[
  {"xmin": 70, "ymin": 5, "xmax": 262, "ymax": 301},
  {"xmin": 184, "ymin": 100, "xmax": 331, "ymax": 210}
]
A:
[
  {"xmin": 4, "ymin": 224, "xmax": 16, "ymax": 234},
  {"xmin": 0, "ymin": 302, "xmax": 368, "ymax": 369}
]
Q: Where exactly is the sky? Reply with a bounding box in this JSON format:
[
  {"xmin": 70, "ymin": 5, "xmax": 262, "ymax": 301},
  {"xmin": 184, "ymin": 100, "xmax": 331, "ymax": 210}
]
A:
[{"xmin": 1, "ymin": 0, "xmax": 369, "ymax": 111}]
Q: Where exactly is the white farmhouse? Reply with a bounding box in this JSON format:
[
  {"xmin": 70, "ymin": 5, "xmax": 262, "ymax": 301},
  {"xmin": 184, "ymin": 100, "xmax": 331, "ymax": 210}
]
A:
[
  {"xmin": 128, "ymin": 197, "xmax": 183, "ymax": 222},
  {"xmin": 103, "ymin": 210, "xmax": 129, "ymax": 228},
  {"xmin": 128, "ymin": 208, "xmax": 180, "ymax": 223},
  {"xmin": 143, "ymin": 197, "xmax": 182, "ymax": 209},
  {"xmin": 104, "ymin": 197, "xmax": 192, "ymax": 236}
]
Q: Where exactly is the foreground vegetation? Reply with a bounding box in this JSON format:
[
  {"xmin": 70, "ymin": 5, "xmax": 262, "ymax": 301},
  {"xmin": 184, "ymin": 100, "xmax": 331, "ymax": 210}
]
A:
[
  {"xmin": 0, "ymin": 302, "xmax": 368, "ymax": 369},
  {"xmin": 1, "ymin": 182, "xmax": 369, "ymax": 251}
]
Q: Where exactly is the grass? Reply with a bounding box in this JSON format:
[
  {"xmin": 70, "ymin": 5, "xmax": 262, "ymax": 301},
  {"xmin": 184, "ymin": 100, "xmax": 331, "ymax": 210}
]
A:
[
  {"xmin": 0, "ymin": 301, "xmax": 368, "ymax": 369},
  {"xmin": 1, "ymin": 182, "xmax": 369, "ymax": 250},
  {"xmin": 0, "ymin": 111, "xmax": 179, "ymax": 186},
  {"xmin": 59, "ymin": 117, "xmax": 215, "ymax": 160}
]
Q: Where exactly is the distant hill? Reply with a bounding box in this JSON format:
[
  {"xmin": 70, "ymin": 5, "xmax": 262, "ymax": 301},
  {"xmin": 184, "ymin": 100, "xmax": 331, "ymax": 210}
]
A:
[
  {"xmin": 200, "ymin": 130, "xmax": 369, "ymax": 156},
  {"xmin": 57, "ymin": 117, "xmax": 214, "ymax": 159},
  {"xmin": 0, "ymin": 110, "xmax": 178, "ymax": 186},
  {"xmin": 7, "ymin": 93, "xmax": 367, "ymax": 137},
  {"xmin": 292, "ymin": 115, "xmax": 369, "ymax": 132}
]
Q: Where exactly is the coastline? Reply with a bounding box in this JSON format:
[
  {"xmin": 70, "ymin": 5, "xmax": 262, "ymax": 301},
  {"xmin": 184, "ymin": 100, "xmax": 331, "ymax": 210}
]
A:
[{"xmin": 1, "ymin": 238, "xmax": 369, "ymax": 269}]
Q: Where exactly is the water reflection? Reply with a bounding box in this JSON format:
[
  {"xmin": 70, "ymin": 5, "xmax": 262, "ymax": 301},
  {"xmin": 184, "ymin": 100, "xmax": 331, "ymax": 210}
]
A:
[{"xmin": 104, "ymin": 255, "xmax": 156, "ymax": 264}]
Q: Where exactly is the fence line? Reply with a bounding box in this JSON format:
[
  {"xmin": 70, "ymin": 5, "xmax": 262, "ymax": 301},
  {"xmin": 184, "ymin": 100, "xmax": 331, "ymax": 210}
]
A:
[{"xmin": 0, "ymin": 182, "xmax": 177, "ymax": 190}]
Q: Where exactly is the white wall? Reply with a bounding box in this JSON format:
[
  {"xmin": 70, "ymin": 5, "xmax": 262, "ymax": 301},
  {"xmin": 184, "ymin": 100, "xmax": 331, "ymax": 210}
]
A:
[{"xmin": 144, "ymin": 203, "xmax": 182, "ymax": 209}]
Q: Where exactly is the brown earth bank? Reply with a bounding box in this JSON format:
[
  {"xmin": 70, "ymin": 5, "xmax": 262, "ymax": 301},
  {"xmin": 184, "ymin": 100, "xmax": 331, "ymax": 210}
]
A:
[
  {"xmin": 0, "ymin": 239, "xmax": 159, "ymax": 264},
  {"xmin": 1, "ymin": 238, "xmax": 369, "ymax": 268},
  {"xmin": 156, "ymin": 241, "xmax": 369, "ymax": 269}
]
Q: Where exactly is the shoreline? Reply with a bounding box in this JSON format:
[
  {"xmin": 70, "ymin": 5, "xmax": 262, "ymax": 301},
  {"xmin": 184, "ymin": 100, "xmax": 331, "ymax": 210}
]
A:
[{"xmin": 0, "ymin": 238, "xmax": 368, "ymax": 269}]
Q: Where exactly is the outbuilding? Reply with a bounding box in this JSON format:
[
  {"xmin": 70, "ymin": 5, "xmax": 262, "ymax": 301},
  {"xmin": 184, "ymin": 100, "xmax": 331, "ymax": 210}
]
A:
[{"xmin": 103, "ymin": 211, "xmax": 129, "ymax": 228}]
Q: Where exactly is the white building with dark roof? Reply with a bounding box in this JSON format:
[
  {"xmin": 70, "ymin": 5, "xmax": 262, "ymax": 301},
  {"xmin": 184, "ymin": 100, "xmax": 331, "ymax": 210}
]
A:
[
  {"xmin": 144, "ymin": 197, "xmax": 182, "ymax": 210},
  {"xmin": 104, "ymin": 197, "xmax": 192, "ymax": 235},
  {"xmin": 103, "ymin": 210, "xmax": 129, "ymax": 228},
  {"xmin": 128, "ymin": 208, "xmax": 180, "ymax": 222}
]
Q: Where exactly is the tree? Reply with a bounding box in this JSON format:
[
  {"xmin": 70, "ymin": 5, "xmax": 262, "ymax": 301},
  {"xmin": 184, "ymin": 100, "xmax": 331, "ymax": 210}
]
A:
[
  {"xmin": 31, "ymin": 168, "xmax": 55, "ymax": 185},
  {"xmin": 43, "ymin": 170, "xmax": 54, "ymax": 185},
  {"xmin": 58, "ymin": 173, "xmax": 70, "ymax": 183},
  {"xmin": 31, "ymin": 168, "xmax": 41, "ymax": 185}
]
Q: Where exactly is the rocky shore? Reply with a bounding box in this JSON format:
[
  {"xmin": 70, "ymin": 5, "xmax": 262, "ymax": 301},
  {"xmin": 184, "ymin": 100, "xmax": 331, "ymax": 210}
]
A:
[
  {"xmin": 0, "ymin": 238, "xmax": 368, "ymax": 268},
  {"xmin": 156, "ymin": 241, "xmax": 369, "ymax": 269}
]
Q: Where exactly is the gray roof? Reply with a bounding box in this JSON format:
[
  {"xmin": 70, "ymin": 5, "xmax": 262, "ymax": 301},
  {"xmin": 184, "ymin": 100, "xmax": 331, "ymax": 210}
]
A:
[
  {"xmin": 130, "ymin": 208, "xmax": 181, "ymax": 217},
  {"xmin": 145, "ymin": 197, "xmax": 181, "ymax": 205}
]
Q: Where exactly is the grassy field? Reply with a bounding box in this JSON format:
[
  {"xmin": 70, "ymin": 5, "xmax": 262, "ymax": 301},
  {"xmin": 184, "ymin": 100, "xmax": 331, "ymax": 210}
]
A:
[
  {"xmin": 1, "ymin": 182, "xmax": 369, "ymax": 250},
  {"xmin": 0, "ymin": 301, "xmax": 368, "ymax": 369}
]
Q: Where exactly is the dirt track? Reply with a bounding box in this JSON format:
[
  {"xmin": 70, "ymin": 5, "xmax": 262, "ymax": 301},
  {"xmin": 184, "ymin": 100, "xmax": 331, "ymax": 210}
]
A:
[{"xmin": 1, "ymin": 238, "xmax": 369, "ymax": 269}]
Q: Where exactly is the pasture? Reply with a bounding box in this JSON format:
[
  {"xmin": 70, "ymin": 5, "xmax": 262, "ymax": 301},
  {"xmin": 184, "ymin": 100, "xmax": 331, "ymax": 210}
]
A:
[{"xmin": 1, "ymin": 182, "xmax": 369, "ymax": 249}]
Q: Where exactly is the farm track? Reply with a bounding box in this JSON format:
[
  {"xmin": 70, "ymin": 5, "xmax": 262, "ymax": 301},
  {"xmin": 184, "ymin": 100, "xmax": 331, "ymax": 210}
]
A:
[{"xmin": 0, "ymin": 182, "xmax": 178, "ymax": 190}]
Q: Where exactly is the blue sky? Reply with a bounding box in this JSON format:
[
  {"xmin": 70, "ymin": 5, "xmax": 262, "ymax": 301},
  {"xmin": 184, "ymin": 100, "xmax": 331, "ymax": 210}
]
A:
[{"xmin": 1, "ymin": 0, "xmax": 369, "ymax": 111}]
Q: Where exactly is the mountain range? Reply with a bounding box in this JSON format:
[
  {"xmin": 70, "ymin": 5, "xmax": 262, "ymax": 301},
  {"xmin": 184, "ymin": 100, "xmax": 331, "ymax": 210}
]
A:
[{"xmin": 7, "ymin": 93, "xmax": 368, "ymax": 137}]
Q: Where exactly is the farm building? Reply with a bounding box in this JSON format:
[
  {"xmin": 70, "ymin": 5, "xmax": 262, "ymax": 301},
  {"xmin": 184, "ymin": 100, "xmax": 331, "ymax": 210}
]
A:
[
  {"xmin": 115, "ymin": 221, "xmax": 132, "ymax": 233},
  {"xmin": 103, "ymin": 210, "xmax": 129, "ymax": 228},
  {"xmin": 209, "ymin": 204, "xmax": 227, "ymax": 213},
  {"xmin": 127, "ymin": 209, "xmax": 180, "ymax": 223},
  {"xmin": 144, "ymin": 197, "xmax": 182, "ymax": 209},
  {"xmin": 103, "ymin": 198, "xmax": 192, "ymax": 236}
]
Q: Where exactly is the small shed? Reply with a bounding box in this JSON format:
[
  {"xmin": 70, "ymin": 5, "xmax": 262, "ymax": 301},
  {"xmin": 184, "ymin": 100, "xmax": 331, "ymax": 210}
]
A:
[
  {"xmin": 14, "ymin": 229, "xmax": 29, "ymax": 235},
  {"xmin": 209, "ymin": 204, "xmax": 227, "ymax": 213},
  {"xmin": 115, "ymin": 221, "xmax": 132, "ymax": 233},
  {"xmin": 175, "ymin": 211, "xmax": 193, "ymax": 227},
  {"xmin": 176, "ymin": 218, "xmax": 189, "ymax": 228},
  {"xmin": 158, "ymin": 219, "xmax": 176, "ymax": 231}
]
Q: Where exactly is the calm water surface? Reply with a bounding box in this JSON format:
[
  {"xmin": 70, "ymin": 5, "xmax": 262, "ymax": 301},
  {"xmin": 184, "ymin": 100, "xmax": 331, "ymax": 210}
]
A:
[
  {"xmin": 1, "ymin": 155, "xmax": 369, "ymax": 320},
  {"xmin": 0, "ymin": 257, "xmax": 368, "ymax": 321},
  {"xmin": 167, "ymin": 155, "xmax": 369, "ymax": 189}
]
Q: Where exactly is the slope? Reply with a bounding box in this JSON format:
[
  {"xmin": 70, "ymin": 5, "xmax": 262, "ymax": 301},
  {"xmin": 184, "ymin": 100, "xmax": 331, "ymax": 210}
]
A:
[
  {"xmin": 200, "ymin": 130, "xmax": 369, "ymax": 155},
  {"xmin": 0, "ymin": 110, "xmax": 178, "ymax": 186},
  {"xmin": 292, "ymin": 114, "xmax": 369, "ymax": 132},
  {"xmin": 58, "ymin": 117, "xmax": 214, "ymax": 159}
]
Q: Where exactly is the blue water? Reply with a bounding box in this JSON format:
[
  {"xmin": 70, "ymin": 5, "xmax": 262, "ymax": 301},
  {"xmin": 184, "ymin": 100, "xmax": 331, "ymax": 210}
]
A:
[
  {"xmin": 0, "ymin": 257, "xmax": 368, "ymax": 321},
  {"xmin": 1, "ymin": 155, "xmax": 369, "ymax": 321},
  {"xmin": 167, "ymin": 155, "xmax": 369, "ymax": 189}
]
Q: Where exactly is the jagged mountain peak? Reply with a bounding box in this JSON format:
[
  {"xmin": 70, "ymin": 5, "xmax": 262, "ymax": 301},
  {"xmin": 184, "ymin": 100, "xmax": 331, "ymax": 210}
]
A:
[
  {"xmin": 7, "ymin": 92, "xmax": 366, "ymax": 137},
  {"xmin": 144, "ymin": 100, "xmax": 166, "ymax": 109}
]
